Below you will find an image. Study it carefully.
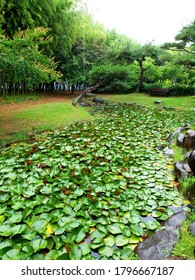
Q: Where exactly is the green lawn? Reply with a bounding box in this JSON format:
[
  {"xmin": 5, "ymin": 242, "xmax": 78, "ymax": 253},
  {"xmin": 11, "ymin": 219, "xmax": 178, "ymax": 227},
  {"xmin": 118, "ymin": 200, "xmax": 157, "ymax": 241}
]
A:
[
  {"xmin": 0, "ymin": 103, "xmax": 92, "ymax": 145},
  {"xmin": 103, "ymin": 93, "xmax": 195, "ymax": 110},
  {"xmin": 13, "ymin": 102, "xmax": 91, "ymax": 130}
]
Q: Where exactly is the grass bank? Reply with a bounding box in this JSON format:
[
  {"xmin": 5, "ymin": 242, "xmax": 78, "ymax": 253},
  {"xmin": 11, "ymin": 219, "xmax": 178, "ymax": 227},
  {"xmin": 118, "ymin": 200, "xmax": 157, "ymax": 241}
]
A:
[
  {"xmin": 102, "ymin": 93, "xmax": 195, "ymax": 110},
  {"xmin": 0, "ymin": 103, "xmax": 92, "ymax": 145}
]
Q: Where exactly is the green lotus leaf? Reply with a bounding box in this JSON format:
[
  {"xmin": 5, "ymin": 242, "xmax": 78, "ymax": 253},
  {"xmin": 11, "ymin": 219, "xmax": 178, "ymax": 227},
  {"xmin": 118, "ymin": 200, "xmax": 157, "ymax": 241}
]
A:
[
  {"xmin": 30, "ymin": 237, "xmax": 47, "ymax": 253},
  {"xmin": 21, "ymin": 227, "xmax": 36, "ymax": 240},
  {"xmin": 69, "ymin": 244, "xmax": 82, "ymax": 260},
  {"xmin": 2, "ymin": 248, "xmax": 21, "ymax": 260},
  {"xmin": 9, "ymin": 212, "xmax": 23, "ymax": 223},
  {"xmin": 130, "ymin": 224, "xmax": 144, "ymax": 236},
  {"xmin": 107, "ymin": 223, "xmax": 124, "ymax": 234},
  {"xmin": 98, "ymin": 246, "xmax": 114, "ymax": 257},
  {"xmin": 115, "ymin": 235, "xmax": 129, "ymax": 246},
  {"xmin": 103, "ymin": 235, "xmax": 115, "ymax": 246},
  {"xmin": 75, "ymin": 227, "xmax": 86, "ymax": 243}
]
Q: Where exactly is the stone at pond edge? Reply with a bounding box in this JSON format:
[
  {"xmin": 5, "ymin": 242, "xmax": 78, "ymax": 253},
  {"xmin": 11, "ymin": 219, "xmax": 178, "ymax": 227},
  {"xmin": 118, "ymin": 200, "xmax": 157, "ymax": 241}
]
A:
[
  {"xmin": 175, "ymin": 161, "xmax": 191, "ymax": 179},
  {"xmin": 93, "ymin": 97, "xmax": 105, "ymax": 104},
  {"xmin": 162, "ymin": 210, "xmax": 188, "ymax": 228},
  {"xmin": 134, "ymin": 211, "xmax": 188, "ymax": 260},
  {"xmin": 188, "ymin": 221, "xmax": 195, "ymax": 236},
  {"xmin": 184, "ymin": 130, "xmax": 195, "ymax": 150},
  {"xmin": 163, "ymin": 147, "xmax": 174, "ymax": 158},
  {"xmin": 177, "ymin": 133, "xmax": 185, "ymax": 147},
  {"xmin": 134, "ymin": 228, "xmax": 179, "ymax": 260},
  {"xmin": 188, "ymin": 150, "xmax": 195, "ymax": 176},
  {"xmin": 154, "ymin": 100, "xmax": 162, "ymax": 104}
]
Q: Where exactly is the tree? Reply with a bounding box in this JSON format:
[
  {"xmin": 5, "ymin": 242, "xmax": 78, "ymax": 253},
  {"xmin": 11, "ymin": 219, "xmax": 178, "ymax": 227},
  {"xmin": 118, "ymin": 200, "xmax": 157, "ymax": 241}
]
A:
[
  {"xmin": 0, "ymin": 28, "xmax": 61, "ymax": 97},
  {"xmin": 130, "ymin": 44, "xmax": 162, "ymax": 92},
  {"xmin": 61, "ymin": 12, "xmax": 107, "ymax": 92},
  {"xmin": 162, "ymin": 20, "xmax": 195, "ymax": 70},
  {"xmin": 72, "ymin": 64, "xmax": 132, "ymax": 106},
  {"xmin": 103, "ymin": 31, "xmax": 162, "ymax": 92}
]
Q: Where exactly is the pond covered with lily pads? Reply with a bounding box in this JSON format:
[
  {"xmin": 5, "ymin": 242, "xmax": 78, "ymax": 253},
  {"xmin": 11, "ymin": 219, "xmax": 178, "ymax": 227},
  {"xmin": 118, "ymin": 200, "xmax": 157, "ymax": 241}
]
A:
[{"xmin": 0, "ymin": 103, "xmax": 194, "ymax": 260}]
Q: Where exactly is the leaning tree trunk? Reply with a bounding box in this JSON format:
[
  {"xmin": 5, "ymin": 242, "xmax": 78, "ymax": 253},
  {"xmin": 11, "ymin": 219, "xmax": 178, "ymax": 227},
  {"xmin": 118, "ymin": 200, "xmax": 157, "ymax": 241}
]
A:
[{"xmin": 72, "ymin": 81, "xmax": 106, "ymax": 106}]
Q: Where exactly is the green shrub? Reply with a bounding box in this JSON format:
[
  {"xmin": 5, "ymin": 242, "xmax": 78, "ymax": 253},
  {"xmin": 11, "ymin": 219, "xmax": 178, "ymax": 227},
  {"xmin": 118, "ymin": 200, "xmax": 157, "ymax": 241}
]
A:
[{"xmin": 168, "ymin": 84, "xmax": 195, "ymax": 96}]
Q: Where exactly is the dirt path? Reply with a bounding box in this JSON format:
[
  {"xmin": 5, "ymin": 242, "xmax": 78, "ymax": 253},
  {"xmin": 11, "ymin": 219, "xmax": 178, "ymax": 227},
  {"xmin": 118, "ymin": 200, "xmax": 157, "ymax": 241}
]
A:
[{"xmin": 0, "ymin": 93, "xmax": 77, "ymax": 116}]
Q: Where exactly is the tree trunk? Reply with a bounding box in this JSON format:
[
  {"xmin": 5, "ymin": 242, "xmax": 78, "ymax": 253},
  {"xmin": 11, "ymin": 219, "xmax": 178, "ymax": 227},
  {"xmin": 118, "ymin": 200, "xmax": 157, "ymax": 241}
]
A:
[
  {"xmin": 2, "ymin": 75, "xmax": 6, "ymax": 98},
  {"xmin": 71, "ymin": 85, "xmax": 74, "ymax": 94},
  {"xmin": 136, "ymin": 59, "xmax": 144, "ymax": 93},
  {"xmin": 72, "ymin": 81, "xmax": 106, "ymax": 106}
]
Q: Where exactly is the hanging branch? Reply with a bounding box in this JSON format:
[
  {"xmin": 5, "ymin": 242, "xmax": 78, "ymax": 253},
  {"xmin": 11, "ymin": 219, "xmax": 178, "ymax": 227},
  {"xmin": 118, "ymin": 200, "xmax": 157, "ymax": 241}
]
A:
[{"xmin": 72, "ymin": 80, "xmax": 108, "ymax": 106}]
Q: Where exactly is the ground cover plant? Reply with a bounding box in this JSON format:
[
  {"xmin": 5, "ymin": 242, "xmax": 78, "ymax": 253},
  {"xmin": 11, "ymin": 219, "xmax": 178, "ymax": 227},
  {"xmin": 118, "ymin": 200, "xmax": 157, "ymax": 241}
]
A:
[{"xmin": 0, "ymin": 103, "xmax": 194, "ymax": 260}]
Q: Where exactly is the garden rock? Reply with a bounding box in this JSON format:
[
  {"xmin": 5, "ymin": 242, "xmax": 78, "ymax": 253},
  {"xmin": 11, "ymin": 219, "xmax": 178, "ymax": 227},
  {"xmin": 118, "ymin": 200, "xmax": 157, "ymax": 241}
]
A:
[
  {"xmin": 175, "ymin": 161, "xmax": 191, "ymax": 179},
  {"xmin": 80, "ymin": 102, "xmax": 88, "ymax": 107},
  {"xmin": 188, "ymin": 150, "xmax": 195, "ymax": 176},
  {"xmin": 188, "ymin": 221, "xmax": 195, "ymax": 236},
  {"xmin": 154, "ymin": 100, "xmax": 162, "ymax": 104},
  {"xmin": 185, "ymin": 151, "xmax": 191, "ymax": 159},
  {"xmin": 162, "ymin": 210, "xmax": 188, "ymax": 228},
  {"xmin": 163, "ymin": 147, "xmax": 174, "ymax": 158},
  {"xmin": 184, "ymin": 130, "xmax": 195, "ymax": 149},
  {"xmin": 134, "ymin": 228, "xmax": 179, "ymax": 260},
  {"xmin": 93, "ymin": 97, "xmax": 105, "ymax": 104},
  {"xmin": 177, "ymin": 133, "xmax": 185, "ymax": 147},
  {"xmin": 135, "ymin": 211, "xmax": 188, "ymax": 260}
]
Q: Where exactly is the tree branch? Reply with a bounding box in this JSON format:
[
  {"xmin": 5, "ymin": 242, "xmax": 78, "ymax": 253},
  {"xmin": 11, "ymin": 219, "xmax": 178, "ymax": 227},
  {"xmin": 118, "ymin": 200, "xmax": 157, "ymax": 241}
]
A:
[{"xmin": 72, "ymin": 80, "xmax": 108, "ymax": 106}]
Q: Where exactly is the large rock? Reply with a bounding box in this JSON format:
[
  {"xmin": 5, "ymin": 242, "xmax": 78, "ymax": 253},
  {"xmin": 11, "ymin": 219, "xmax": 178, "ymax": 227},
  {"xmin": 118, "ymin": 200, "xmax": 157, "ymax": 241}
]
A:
[
  {"xmin": 163, "ymin": 210, "xmax": 188, "ymax": 228},
  {"xmin": 135, "ymin": 211, "xmax": 188, "ymax": 260},
  {"xmin": 134, "ymin": 228, "xmax": 179, "ymax": 260},
  {"xmin": 188, "ymin": 150, "xmax": 195, "ymax": 176},
  {"xmin": 184, "ymin": 130, "xmax": 195, "ymax": 150}
]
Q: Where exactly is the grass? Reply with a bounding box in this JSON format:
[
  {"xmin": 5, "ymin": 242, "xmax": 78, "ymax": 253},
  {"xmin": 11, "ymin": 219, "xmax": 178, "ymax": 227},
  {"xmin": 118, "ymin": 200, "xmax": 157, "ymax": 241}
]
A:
[
  {"xmin": 171, "ymin": 211, "xmax": 195, "ymax": 260},
  {"xmin": 171, "ymin": 144, "xmax": 185, "ymax": 162},
  {"xmin": 0, "ymin": 103, "xmax": 92, "ymax": 145},
  {"xmin": 0, "ymin": 93, "xmax": 41, "ymax": 103},
  {"xmin": 102, "ymin": 93, "xmax": 195, "ymax": 110}
]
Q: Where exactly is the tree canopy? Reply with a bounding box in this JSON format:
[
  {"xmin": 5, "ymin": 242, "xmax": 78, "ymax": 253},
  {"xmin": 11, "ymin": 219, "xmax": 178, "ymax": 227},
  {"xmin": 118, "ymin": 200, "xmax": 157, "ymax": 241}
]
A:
[{"xmin": 0, "ymin": 1, "xmax": 194, "ymax": 97}]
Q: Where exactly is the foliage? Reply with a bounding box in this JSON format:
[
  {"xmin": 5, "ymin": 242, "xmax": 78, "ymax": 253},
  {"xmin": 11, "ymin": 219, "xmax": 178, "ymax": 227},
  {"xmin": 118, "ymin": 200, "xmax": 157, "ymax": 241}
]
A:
[
  {"xmin": 168, "ymin": 84, "xmax": 195, "ymax": 96},
  {"xmin": 0, "ymin": 28, "xmax": 61, "ymax": 96},
  {"xmin": 89, "ymin": 64, "xmax": 138, "ymax": 92},
  {"xmin": 61, "ymin": 14, "xmax": 107, "ymax": 87},
  {"xmin": 179, "ymin": 177, "xmax": 195, "ymax": 200},
  {"xmin": 162, "ymin": 20, "xmax": 195, "ymax": 70},
  {"xmin": 171, "ymin": 211, "xmax": 195, "ymax": 260},
  {"xmin": 0, "ymin": 103, "xmax": 193, "ymax": 260}
]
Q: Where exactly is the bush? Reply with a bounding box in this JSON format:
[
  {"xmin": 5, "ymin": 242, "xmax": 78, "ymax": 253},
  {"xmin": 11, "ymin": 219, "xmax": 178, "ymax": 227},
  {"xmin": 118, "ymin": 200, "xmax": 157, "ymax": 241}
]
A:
[
  {"xmin": 142, "ymin": 83, "xmax": 195, "ymax": 96},
  {"xmin": 168, "ymin": 84, "xmax": 195, "ymax": 96}
]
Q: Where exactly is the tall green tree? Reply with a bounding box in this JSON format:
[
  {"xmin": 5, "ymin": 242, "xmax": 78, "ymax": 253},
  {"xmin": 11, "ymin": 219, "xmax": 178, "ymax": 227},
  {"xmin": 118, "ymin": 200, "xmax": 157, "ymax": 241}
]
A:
[
  {"xmin": 163, "ymin": 20, "xmax": 195, "ymax": 70},
  {"xmin": 61, "ymin": 12, "xmax": 107, "ymax": 90},
  {"xmin": 0, "ymin": 27, "xmax": 61, "ymax": 96}
]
